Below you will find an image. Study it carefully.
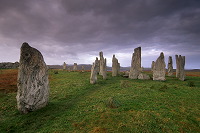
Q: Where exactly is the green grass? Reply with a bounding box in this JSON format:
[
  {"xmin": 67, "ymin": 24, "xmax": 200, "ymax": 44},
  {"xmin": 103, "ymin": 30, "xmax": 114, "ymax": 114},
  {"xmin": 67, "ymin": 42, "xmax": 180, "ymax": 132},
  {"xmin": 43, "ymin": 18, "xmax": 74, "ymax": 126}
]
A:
[{"xmin": 0, "ymin": 69, "xmax": 200, "ymax": 132}]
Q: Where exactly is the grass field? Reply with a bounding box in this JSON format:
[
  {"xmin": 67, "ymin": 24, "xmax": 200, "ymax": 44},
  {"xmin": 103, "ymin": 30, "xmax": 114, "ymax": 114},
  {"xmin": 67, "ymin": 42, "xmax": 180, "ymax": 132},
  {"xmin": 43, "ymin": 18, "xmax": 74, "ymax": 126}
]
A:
[{"xmin": 0, "ymin": 69, "xmax": 200, "ymax": 132}]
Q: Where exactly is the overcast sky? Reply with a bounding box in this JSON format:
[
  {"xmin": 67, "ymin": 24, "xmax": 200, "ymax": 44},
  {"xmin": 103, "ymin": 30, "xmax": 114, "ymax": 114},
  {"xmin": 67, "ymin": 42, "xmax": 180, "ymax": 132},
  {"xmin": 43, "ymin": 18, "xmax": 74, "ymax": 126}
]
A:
[{"xmin": 0, "ymin": 0, "xmax": 199, "ymax": 69}]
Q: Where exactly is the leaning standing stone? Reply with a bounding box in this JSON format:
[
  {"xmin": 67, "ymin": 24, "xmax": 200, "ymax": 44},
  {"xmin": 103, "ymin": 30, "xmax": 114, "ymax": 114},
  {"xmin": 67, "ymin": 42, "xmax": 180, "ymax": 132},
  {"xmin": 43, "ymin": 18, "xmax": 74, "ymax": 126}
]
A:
[
  {"xmin": 16, "ymin": 42, "xmax": 49, "ymax": 114},
  {"xmin": 153, "ymin": 52, "xmax": 166, "ymax": 81},
  {"xmin": 90, "ymin": 57, "xmax": 99, "ymax": 84}
]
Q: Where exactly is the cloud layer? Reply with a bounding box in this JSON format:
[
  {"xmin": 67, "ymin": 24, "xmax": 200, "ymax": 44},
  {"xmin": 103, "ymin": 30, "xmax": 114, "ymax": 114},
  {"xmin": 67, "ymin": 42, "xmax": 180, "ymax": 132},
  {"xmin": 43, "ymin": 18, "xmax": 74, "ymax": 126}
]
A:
[{"xmin": 0, "ymin": 0, "xmax": 200, "ymax": 68}]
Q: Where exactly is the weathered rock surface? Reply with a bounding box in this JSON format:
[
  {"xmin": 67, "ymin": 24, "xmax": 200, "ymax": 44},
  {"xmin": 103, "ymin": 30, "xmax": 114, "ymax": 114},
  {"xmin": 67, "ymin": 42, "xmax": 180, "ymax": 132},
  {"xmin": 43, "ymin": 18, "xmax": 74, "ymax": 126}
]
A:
[
  {"xmin": 73, "ymin": 63, "xmax": 78, "ymax": 71},
  {"xmin": 112, "ymin": 55, "xmax": 120, "ymax": 77},
  {"xmin": 90, "ymin": 57, "xmax": 98, "ymax": 84},
  {"xmin": 16, "ymin": 42, "xmax": 49, "ymax": 114},
  {"xmin": 153, "ymin": 52, "xmax": 166, "ymax": 81},
  {"xmin": 138, "ymin": 73, "xmax": 150, "ymax": 80},
  {"xmin": 176, "ymin": 55, "xmax": 185, "ymax": 81},
  {"xmin": 129, "ymin": 47, "xmax": 141, "ymax": 79},
  {"xmin": 63, "ymin": 62, "xmax": 67, "ymax": 70},
  {"xmin": 167, "ymin": 56, "xmax": 173, "ymax": 76}
]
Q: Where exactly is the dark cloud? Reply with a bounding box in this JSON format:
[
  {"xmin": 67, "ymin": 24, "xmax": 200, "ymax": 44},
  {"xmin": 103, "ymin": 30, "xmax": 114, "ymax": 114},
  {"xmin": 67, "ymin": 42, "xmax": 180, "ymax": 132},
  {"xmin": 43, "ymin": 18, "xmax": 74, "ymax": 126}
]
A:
[{"xmin": 0, "ymin": 0, "xmax": 199, "ymax": 68}]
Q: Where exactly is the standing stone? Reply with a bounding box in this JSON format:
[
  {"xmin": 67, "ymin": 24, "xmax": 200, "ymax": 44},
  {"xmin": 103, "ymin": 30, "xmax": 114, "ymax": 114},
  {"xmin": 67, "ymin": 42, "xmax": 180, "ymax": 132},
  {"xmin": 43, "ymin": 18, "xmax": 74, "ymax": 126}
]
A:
[
  {"xmin": 90, "ymin": 57, "xmax": 99, "ymax": 84},
  {"xmin": 112, "ymin": 55, "xmax": 119, "ymax": 77},
  {"xmin": 129, "ymin": 47, "xmax": 141, "ymax": 79},
  {"xmin": 81, "ymin": 66, "xmax": 85, "ymax": 72},
  {"xmin": 153, "ymin": 52, "xmax": 166, "ymax": 81},
  {"xmin": 16, "ymin": 42, "xmax": 49, "ymax": 114},
  {"xmin": 99, "ymin": 51, "xmax": 104, "ymax": 76},
  {"xmin": 97, "ymin": 59, "xmax": 100, "ymax": 74},
  {"xmin": 73, "ymin": 63, "xmax": 78, "ymax": 71},
  {"xmin": 99, "ymin": 51, "xmax": 107, "ymax": 79},
  {"xmin": 167, "ymin": 56, "xmax": 173, "ymax": 76},
  {"xmin": 175, "ymin": 55, "xmax": 185, "ymax": 81},
  {"xmin": 63, "ymin": 62, "xmax": 67, "ymax": 70},
  {"xmin": 151, "ymin": 61, "xmax": 155, "ymax": 72},
  {"xmin": 102, "ymin": 58, "xmax": 107, "ymax": 80}
]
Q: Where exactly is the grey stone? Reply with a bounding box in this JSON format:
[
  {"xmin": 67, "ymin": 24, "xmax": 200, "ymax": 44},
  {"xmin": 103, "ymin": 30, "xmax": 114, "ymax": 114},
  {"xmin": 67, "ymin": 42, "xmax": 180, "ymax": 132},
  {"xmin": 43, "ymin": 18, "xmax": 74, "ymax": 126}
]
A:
[
  {"xmin": 16, "ymin": 42, "xmax": 49, "ymax": 114},
  {"xmin": 112, "ymin": 55, "xmax": 120, "ymax": 77},
  {"xmin": 102, "ymin": 58, "xmax": 107, "ymax": 80},
  {"xmin": 153, "ymin": 52, "xmax": 166, "ymax": 81},
  {"xmin": 99, "ymin": 51, "xmax": 107, "ymax": 79},
  {"xmin": 81, "ymin": 66, "xmax": 85, "ymax": 72},
  {"xmin": 138, "ymin": 73, "xmax": 150, "ymax": 80},
  {"xmin": 73, "ymin": 63, "xmax": 78, "ymax": 71},
  {"xmin": 175, "ymin": 55, "xmax": 185, "ymax": 81},
  {"xmin": 129, "ymin": 47, "xmax": 141, "ymax": 79},
  {"xmin": 90, "ymin": 57, "xmax": 99, "ymax": 84},
  {"xmin": 151, "ymin": 61, "xmax": 155, "ymax": 72},
  {"xmin": 99, "ymin": 51, "xmax": 104, "ymax": 76},
  {"xmin": 63, "ymin": 62, "xmax": 67, "ymax": 70},
  {"xmin": 167, "ymin": 56, "xmax": 173, "ymax": 76}
]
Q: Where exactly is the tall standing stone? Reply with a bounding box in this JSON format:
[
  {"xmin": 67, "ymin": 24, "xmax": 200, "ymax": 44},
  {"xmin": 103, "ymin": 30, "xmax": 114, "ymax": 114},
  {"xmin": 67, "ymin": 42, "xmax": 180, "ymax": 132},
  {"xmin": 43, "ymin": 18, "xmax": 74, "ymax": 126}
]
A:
[
  {"xmin": 129, "ymin": 47, "xmax": 141, "ymax": 79},
  {"xmin": 63, "ymin": 62, "xmax": 67, "ymax": 70},
  {"xmin": 102, "ymin": 58, "xmax": 107, "ymax": 79},
  {"xmin": 99, "ymin": 51, "xmax": 104, "ymax": 76},
  {"xmin": 90, "ymin": 57, "xmax": 99, "ymax": 84},
  {"xmin": 16, "ymin": 42, "xmax": 49, "ymax": 114},
  {"xmin": 99, "ymin": 51, "xmax": 107, "ymax": 79},
  {"xmin": 97, "ymin": 60, "xmax": 100, "ymax": 74},
  {"xmin": 175, "ymin": 55, "xmax": 179, "ymax": 77},
  {"xmin": 153, "ymin": 52, "xmax": 166, "ymax": 81},
  {"xmin": 175, "ymin": 55, "xmax": 185, "ymax": 81},
  {"xmin": 73, "ymin": 63, "xmax": 78, "ymax": 71},
  {"xmin": 167, "ymin": 56, "xmax": 173, "ymax": 76},
  {"xmin": 112, "ymin": 55, "xmax": 119, "ymax": 77}
]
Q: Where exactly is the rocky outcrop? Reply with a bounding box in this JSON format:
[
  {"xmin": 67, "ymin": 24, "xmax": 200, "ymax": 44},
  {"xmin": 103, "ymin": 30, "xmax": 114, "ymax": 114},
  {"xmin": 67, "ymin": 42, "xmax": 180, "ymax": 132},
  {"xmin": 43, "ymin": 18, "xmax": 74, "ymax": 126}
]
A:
[
  {"xmin": 153, "ymin": 52, "xmax": 166, "ymax": 81},
  {"xmin": 175, "ymin": 55, "xmax": 185, "ymax": 81},
  {"xmin": 129, "ymin": 47, "xmax": 141, "ymax": 79},
  {"xmin": 167, "ymin": 56, "xmax": 173, "ymax": 76},
  {"xmin": 16, "ymin": 42, "xmax": 49, "ymax": 114}
]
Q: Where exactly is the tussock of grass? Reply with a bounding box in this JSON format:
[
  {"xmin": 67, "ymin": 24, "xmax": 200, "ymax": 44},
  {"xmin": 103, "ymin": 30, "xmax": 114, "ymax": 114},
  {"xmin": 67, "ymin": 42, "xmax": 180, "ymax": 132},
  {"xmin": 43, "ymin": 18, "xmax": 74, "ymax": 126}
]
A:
[{"xmin": 0, "ymin": 69, "xmax": 200, "ymax": 132}]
